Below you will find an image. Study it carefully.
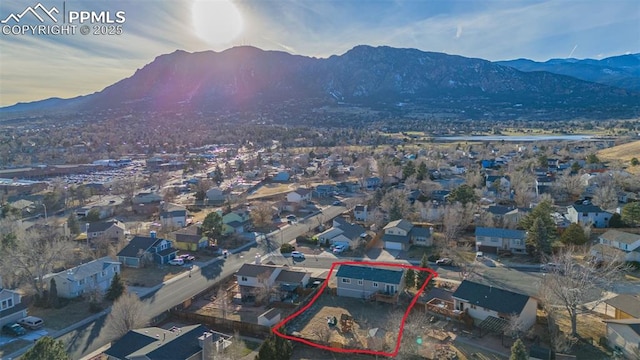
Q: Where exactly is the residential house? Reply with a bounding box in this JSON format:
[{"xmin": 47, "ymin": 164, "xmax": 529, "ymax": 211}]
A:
[
  {"xmin": 475, "ymin": 227, "xmax": 527, "ymax": 255},
  {"xmin": 314, "ymin": 184, "xmax": 337, "ymax": 198},
  {"xmin": 222, "ymin": 210, "xmax": 250, "ymax": 235},
  {"xmin": 45, "ymin": 257, "xmax": 121, "ymax": 299},
  {"xmin": 9, "ymin": 199, "xmax": 34, "ymax": 217},
  {"xmin": 205, "ymin": 187, "xmax": 226, "ymax": 203},
  {"xmin": 171, "ymin": 225, "xmax": 208, "ymax": 251},
  {"xmin": 235, "ymin": 264, "xmax": 309, "ymax": 302},
  {"xmin": 452, "ymin": 280, "xmax": 538, "ymax": 332},
  {"xmin": 603, "ymin": 319, "xmax": 640, "ymax": 359},
  {"xmin": 104, "ymin": 324, "xmax": 232, "ymax": 360},
  {"xmin": 317, "ymin": 217, "xmax": 366, "ymax": 250},
  {"xmin": 595, "ymin": 230, "xmax": 640, "ymax": 262},
  {"xmin": 335, "ymin": 264, "xmax": 404, "ymax": 301},
  {"xmin": 271, "ymin": 171, "xmax": 290, "ymax": 183},
  {"xmin": 160, "ymin": 204, "xmax": 188, "ymax": 228},
  {"xmin": 430, "ymin": 190, "xmax": 451, "ymax": 203},
  {"xmin": 566, "ymin": 204, "xmax": 611, "ymax": 228},
  {"xmin": 132, "ymin": 192, "xmax": 163, "ymax": 215},
  {"xmin": 604, "ymin": 294, "xmax": 640, "ymax": 321},
  {"xmin": 337, "ymin": 181, "xmax": 359, "ymax": 193},
  {"xmin": 87, "ymin": 220, "xmax": 126, "ymax": 244},
  {"xmin": 485, "ymin": 175, "xmax": 511, "ymax": 194},
  {"xmin": 116, "ymin": 232, "xmax": 178, "ymax": 268},
  {"xmin": 353, "ymin": 204, "xmax": 368, "ymax": 222},
  {"xmin": 364, "ymin": 177, "xmax": 381, "ymax": 191},
  {"xmin": 0, "ymin": 277, "xmax": 28, "ymax": 328},
  {"xmin": 535, "ymin": 176, "xmax": 555, "ymax": 197},
  {"xmin": 382, "ymin": 219, "xmax": 432, "ymax": 251},
  {"xmin": 286, "ymin": 188, "xmax": 312, "ymax": 204}
]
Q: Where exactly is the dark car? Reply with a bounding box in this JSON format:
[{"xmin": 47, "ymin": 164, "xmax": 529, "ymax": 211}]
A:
[
  {"xmin": 435, "ymin": 258, "xmax": 454, "ymax": 266},
  {"xmin": 2, "ymin": 323, "xmax": 26, "ymax": 336}
]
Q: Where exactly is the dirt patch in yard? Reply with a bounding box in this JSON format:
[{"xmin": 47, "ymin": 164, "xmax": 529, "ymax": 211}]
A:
[
  {"xmin": 552, "ymin": 310, "xmax": 610, "ymax": 358},
  {"xmin": 286, "ymin": 291, "xmax": 402, "ymax": 352},
  {"xmin": 120, "ymin": 265, "xmax": 186, "ymax": 287}
]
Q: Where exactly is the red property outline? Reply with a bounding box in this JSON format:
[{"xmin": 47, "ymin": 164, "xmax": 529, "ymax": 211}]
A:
[{"xmin": 272, "ymin": 261, "xmax": 438, "ymax": 357}]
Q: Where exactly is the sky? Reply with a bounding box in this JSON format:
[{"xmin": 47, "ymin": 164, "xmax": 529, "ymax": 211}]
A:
[{"xmin": 0, "ymin": 0, "xmax": 638, "ymax": 107}]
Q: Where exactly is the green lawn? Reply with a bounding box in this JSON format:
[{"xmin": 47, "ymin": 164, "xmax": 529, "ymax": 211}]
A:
[{"xmin": 406, "ymin": 245, "xmax": 437, "ymax": 260}]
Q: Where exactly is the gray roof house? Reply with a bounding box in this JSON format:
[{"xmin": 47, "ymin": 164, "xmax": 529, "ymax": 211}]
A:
[
  {"xmin": 45, "ymin": 257, "xmax": 121, "ymax": 299},
  {"xmin": 475, "ymin": 227, "xmax": 527, "ymax": 255},
  {"xmin": 382, "ymin": 219, "xmax": 432, "ymax": 251},
  {"xmin": 566, "ymin": 204, "xmax": 611, "ymax": 228},
  {"xmin": 452, "ymin": 280, "xmax": 538, "ymax": 333},
  {"xmin": 595, "ymin": 230, "xmax": 640, "ymax": 262},
  {"xmin": 335, "ymin": 265, "xmax": 404, "ymax": 302},
  {"xmin": 87, "ymin": 220, "xmax": 126, "ymax": 243},
  {"xmin": 317, "ymin": 217, "xmax": 366, "ymax": 250},
  {"xmin": 117, "ymin": 232, "xmax": 178, "ymax": 268},
  {"xmin": 104, "ymin": 324, "xmax": 232, "ymax": 360},
  {"xmin": 0, "ymin": 277, "xmax": 28, "ymax": 329},
  {"xmin": 235, "ymin": 264, "xmax": 309, "ymax": 302}
]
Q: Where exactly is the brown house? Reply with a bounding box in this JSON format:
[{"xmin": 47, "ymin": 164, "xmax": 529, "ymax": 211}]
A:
[{"xmin": 604, "ymin": 294, "xmax": 640, "ymax": 320}]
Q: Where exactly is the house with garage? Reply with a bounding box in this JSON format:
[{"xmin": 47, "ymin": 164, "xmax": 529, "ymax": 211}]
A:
[
  {"xmin": 314, "ymin": 184, "xmax": 337, "ymax": 198},
  {"xmin": 0, "ymin": 277, "xmax": 28, "ymax": 329},
  {"xmin": 206, "ymin": 187, "xmax": 226, "ymax": 204},
  {"xmin": 485, "ymin": 175, "xmax": 511, "ymax": 195},
  {"xmin": 382, "ymin": 219, "xmax": 432, "ymax": 251},
  {"xmin": 452, "ymin": 280, "xmax": 538, "ymax": 333},
  {"xmin": 594, "ymin": 230, "xmax": 640, "ymax": 262},
  {"xmin": 317, "ymin": 217, "xmax": 366, "ymax": 250},
  {"xmin": 86, "ymin": 219, "xmax": 126, "ymax": 244},
  {"xmin": 45, "ymin": 257, "xmax": 121, "ymax": 299},
  {"xmin": 286, "ymin": 188, "xmax": 312, "ymax": 204},
  {"xmin": 335, "ymin": 264, "xmax": 404, "ymax": 303},
  {"xmin": 566, "ymin": 204, "xmax": 611, "ymax": 228},
  {"xmin": 235, "ymin": 264, "xmax": 310, "ymax": 302},
  {"xmin": 104, "ymin": 324, "xmax": 232, "ymax": 360},
  {"xmin": 603, "ymin": 319, "xmax": 640, "ymax": 359},
  {"xmin": 171, "ymin": 225, "xmax": 209, "ymax": 251},
  {"xmin": 475, "ymin": 227, "xmax": 528, "ymax": 255},
  {"xmin": 117, "ymin": 232, "xmax": 178, "ymax": 268}
]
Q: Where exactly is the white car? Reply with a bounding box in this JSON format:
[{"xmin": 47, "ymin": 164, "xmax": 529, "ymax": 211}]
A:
[
  {"xmin": 291, "ymin": 251, "xmax": 305, "ymax": 260},
  {"xmin": 332, "ymin": 245, "xmax": 347, "ymax": 254},
  {"xmin": 168, "ymin": 258, "xmax": 184, "ymax": 266}
]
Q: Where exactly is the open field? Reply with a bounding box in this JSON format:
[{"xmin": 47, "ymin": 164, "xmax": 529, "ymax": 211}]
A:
[
  {"xmin": 287, "ymin": 291, "xmax": 402, "ymax": 351},
  {"xmin": 248, "ymin": 183, "xmax": 293, "ymax": 199},
  {"xmin": 598, "ymin": 139, "xmax": 640, "ymax": 174}
]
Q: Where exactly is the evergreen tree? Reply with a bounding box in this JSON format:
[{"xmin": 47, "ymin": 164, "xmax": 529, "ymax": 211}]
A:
[
  {"xmin": 416, "ymin": 162, "xmax": 428, "ymax": 181},
  {"xmin": 448, "ymin": 184, "xmax": 478, "ymax": 205},
  {"xmin": 402, "ymin": 161, "xmax": 416, "ymax": 179},
  {"xmin": 405, "ymin": 268, "xmax": 416, "ymax": 289},
  {"xmin": 255, "ymin": 334, "xmax": 292, "ymax": 360},
  {"xmin": 48, "ymin": 278, "xmax": 59, "ymax": 309},
  {"xmin": 510, "ymin": 338, "xmax": 528, "ymax": 360},
  {"xmin": 67, "ymin": 213, "xmax": 80, "ymax": 235},
  {"xmin": 106, "ymin": 273, "xmax": 125, "ymax": 301},
  {"xmin": 416, "ymin": 254, "xmax": 434, "ymax": 289},
  {"xmin": 202, "ymin": 212, "xmax": 223, "ymax": 240},
  {"xmin": 608, "ymin": 213, "xmax": 626, "ymax": 228},
  {"xmin": 621, "ymin": 202, "xmax": 640, "ymax": 227},
  {"xmin": 520, "ymin": 200, "xmax": 556, "ymax": 259},
  {"xmin": 560, "ymin": 223, "xmax": 588, "ymax": 245},
  {"xmin": 22, "ymin": 336, "xmax": 70, "ymax": 360}
]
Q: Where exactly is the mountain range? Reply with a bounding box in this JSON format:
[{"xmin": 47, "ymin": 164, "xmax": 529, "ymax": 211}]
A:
[{"xmin": 2, "ymin": 45, "xmax": 639, "ymax": 121}]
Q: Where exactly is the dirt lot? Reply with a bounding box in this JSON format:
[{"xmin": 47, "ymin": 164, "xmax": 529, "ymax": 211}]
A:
[{"xmin": 286, "ymin": 291, "xmax": 403, "ymax": 351}]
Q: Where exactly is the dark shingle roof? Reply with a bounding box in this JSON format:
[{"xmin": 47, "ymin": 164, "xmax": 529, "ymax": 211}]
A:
[
  {"xmin": 117, "ymin": 236, "xmax": 158, "ymax": 258},
  {"xmin": 336, "ymin": 265, "xmax": 403, "ymax": 285},
  {"xmin": 175, "ymin": 233, "xmax": 205, "ymax": 244},
  {"xmin": 157, "ymin": 247, "xmax": 178, "ymax": 257},
  {"xmin": 570, "ymin": 204, "xmax": 606, "ymax": 213},
  {"xmin": 275, "ymin": 269, "xmax": 308, "ymax": 284},
  {"xmin": 410, "ymin": 226, "xmax": 431, "ymax": 238},
  {"xmin": 236, "ymin": 264, "xmax": 277, "ymax": 278},
  {"xmin": 604, "ymin": 294, "xmax": 640, "ymax": 318},
  {"xmin": 384, "ymin": 219, "xmax": 414, "ymax": 232},
  {"xmin": 475, "ymin": 227, "xmax": 526, "ymax": 240},
  {"xmin": 260, "ymin": 308, "xmax": 281, "ymax": 320},
  {"xmin": 87, "ymin": 221, "xmax": 122, "ymax": 233},
  {"xmin": 452, "ymin": 280, "xmax": 531, "ymax": 315},
  {"xmin": 160, "ymin": 210, "xmax": 187, "ymax": 218},
  {"xmin": 104, "ymin": 331, "xmax": 156, "ymax": 359},
  {"xmin": 382, "ymin": 233, "xmax": 410, "ymax": 244}
]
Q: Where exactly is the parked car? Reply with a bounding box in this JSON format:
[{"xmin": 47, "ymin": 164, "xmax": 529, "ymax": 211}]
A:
[
  {"xmin": 332, "ymin": 245, "xmax": 346, "ymax": 254},
  {"xmin": 2, "ymin": 323, "xmax": 26, "ymax": 336},
  {"xmin": 168, "ymin": 258, "xmax": 184, "ymax": 266},
  {"xmin": 475, "ymin": 251, "xmax": 484, "ymax": 260},
  {"xmin": 435, "ymin": 258, "xmax": 454, "ymax": 266},
  {"xmin": 178, "ymin": 254, "xmax": 196, "ymax": 262},
  {"xmin": 291, "ymin": 251, "xmax": 305, "ymax": 260},
  {"xmin": 18, "ymin": 316, "xmax": 44, "ymax": 330},
  {"xmin": 332, "ymin": 200, "xmax": 342, "ymax": 206}
]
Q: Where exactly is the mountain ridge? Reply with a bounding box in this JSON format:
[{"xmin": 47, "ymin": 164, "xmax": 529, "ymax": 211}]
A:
[{"xmin": 2, "ymin": 45, "xmax": 639, "ymax": 121}]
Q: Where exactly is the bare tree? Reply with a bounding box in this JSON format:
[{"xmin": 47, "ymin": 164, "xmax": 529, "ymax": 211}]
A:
[
  {"xmin": 249, "ymin": 202, "xmax": 275, "ymax": 231},
  {"xmin": 311, "ymin": 324, "xmax": 332, "ymax": 345},
  {"xmin": 539, "ymin": 247, "xmax": 627, "ymax": 337},
  {"xmin": 219, "ymin": 331, "xmax": 245, "ymax": 360},
  {"xmin": 592, "ymin": 184, "xmax": 618, "ymax": 211},
  {"xmin": 3, "ymin": 225, "xmax": 72, "ymax": 297},
  {"xmin": 255, "ymin": 271, "xmax": 276, "ymax": 305},
  {"xmin": 442, "ymin": 202, "xmax": 475, "ymax": 243},
  {"xmin": 380, "ymin": 188, "xmax": 413, "ymax": 221},
  {"xmin": 106, "ymin": 292, "xmax": 148, "ymax": 340},
  {"xmin": 217, "ymin": 288, "xmax": 230, "ymax": 320},
  {"xmin": 552, "ymin": 171, "xmax": 585, "ymax": 202}
]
